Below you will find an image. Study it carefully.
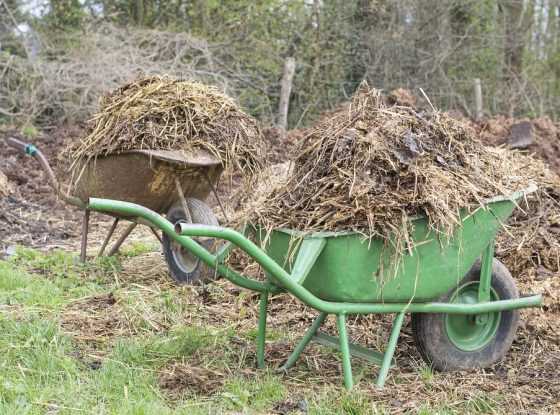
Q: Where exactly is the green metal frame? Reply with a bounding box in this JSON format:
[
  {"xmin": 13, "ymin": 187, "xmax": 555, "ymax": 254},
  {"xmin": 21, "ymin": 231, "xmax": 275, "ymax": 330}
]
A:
[
  {"xmin": 479, "ymin": 240, "xmax": 495, "ymax": 303},
  {"xmin": 87, "ymin": 197, "xmax": 543, "ymax": 389}
]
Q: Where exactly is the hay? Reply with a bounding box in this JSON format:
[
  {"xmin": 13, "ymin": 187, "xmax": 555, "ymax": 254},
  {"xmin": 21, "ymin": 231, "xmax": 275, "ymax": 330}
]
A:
[
  {"xmin": 496, "ymin": 178, "xmax": 560, "ymax": 280},
  {"xmin": 249, "ymin": 83, "xmax": 546, "ymax": 249},
  {"xmin": 158, "ymin": 361, "xmax": 225, "ymax": 397},
  {"xmin": 66, "ymin": 75, "xmax": 263, "ymax": 177},
  {"xmin": 60, "ymin": 292, "xmax": 137, "ymax": 347}
]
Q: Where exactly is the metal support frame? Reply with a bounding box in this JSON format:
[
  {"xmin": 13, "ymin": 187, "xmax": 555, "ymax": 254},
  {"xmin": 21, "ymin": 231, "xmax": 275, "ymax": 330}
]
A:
[
  {"xmin": 98, "ymin": 220, "xmax": 161, "ymax": 258},
  {"xmin": 280, "ymin": 312, "xmax": 327, "ymax": 371},
  {"xmin": 376, "ymin": 312, "xmax": 405, "ymax": 387},
  {"xmin": 256, "ymin": 291, "xmax": 269, "ymax": 369},
  {"xmin": 107, "ymin": 222, "xmax": 137, "ymax": 256},
  {"xmin": 203, "ymin": 172, "xmax": 229, "ymax": 223},
  {"xmin": 98, "ymin": 218, "xmax": 119, "ymax": 257},
  {"xmin": 312, "ymin": 332, "xmax": 387, "ymax": 366},
  {"xmin": 280, "ymin": 311, "xmax": 405, "ymax": 389},
  {"xmin": 80, "ymin": 210, "xmax": 90, "ymax": 263},
  {"xmin": 175, "ymin": 177, "xmax": 192, "ymax": 223},
  {"xmin": 149, "ymin": 227, "xmax": 163, "ymax": 244},
  {"xmin": 336, "ymin": 314, "xmax": 354, "ymax": 389},
  {"xmin": 479, "ymin": 240, "xmax": 495, "ymax": 303}
]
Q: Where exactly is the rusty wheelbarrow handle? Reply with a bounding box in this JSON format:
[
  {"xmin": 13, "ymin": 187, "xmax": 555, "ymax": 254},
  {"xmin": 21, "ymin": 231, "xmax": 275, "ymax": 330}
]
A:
[
  {"xmin": 4, "ymin": 136, "xmax": 86, "ymax": 209},
  {"xmin": 5, "ymin": 137, "xmax": 33, "ymax": 154}
]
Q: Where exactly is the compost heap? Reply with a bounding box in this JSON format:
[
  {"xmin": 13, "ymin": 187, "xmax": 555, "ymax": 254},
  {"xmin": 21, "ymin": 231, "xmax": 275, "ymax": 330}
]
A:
[
  {"xmin": 251, "ymin": 83, "xmax": 551, "ymax": 254},
  {"xmin": 480, "ymin": 118, "xmax": 560, "ymax": 281},
  {"xmin": 66, "ymin": 75, "xmax": 263, "ymax": 179}
]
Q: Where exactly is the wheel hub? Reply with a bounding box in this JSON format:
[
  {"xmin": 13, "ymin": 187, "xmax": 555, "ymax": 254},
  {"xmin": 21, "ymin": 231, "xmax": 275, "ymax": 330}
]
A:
[
  {"xmin": 171, "ymin": 219, "xmax": 200, "ymax": 274},
  {"xmin": 444, "ymin": 282, "xmax": 501, "ymax": 352}
]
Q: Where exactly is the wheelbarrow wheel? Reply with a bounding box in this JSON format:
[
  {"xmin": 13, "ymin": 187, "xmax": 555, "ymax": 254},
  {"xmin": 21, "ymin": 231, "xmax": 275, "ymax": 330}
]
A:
[
  {"xmin": 162, "ymin": 198, "xmax": 218, "ymax": 284},
  {"xmin": 412, "ymin": 258, "xmax": 519, "ymax": 371}
]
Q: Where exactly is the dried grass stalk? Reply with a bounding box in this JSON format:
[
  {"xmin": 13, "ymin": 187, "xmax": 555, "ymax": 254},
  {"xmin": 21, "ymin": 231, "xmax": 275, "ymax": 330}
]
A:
[{"xmin": 0, "ymin": 170, "xmax": 11, "ymax": 197}]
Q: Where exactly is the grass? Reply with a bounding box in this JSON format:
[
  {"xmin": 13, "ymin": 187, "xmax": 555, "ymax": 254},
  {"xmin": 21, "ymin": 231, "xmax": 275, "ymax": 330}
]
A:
[
  {"xmin": 119, "ymin": 241, "xmax": 160, "ymax": 258},
  {"xmin": 0, "ymin": 246, "xmax": 531, "ymax": 414}
]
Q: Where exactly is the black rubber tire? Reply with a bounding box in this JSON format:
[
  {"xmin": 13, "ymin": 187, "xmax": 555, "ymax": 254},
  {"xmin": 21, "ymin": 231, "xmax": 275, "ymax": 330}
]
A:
[
  {"xmin": 412, "ymin": 258, "xmax": 520, "ymax": 371},
  {"xmin": 162, "ymin": 198, "xmax": 218, "ymax": 284}
]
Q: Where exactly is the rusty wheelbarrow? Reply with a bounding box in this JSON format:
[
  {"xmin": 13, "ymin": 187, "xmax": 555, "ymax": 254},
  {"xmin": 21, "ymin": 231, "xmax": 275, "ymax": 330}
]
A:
[{"xmin": 4, "ymin": 137, "xmax": 224, "ymax": 284}]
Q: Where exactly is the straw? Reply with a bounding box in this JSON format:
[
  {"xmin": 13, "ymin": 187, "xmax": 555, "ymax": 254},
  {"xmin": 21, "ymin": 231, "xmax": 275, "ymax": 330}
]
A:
[
  {"xmin": 248, "ymin": 82, "xmax": 549, "ymax": 260},
  {"xmin": 65, "ymin": 75, "xmax": 264, "ymax": 180}
]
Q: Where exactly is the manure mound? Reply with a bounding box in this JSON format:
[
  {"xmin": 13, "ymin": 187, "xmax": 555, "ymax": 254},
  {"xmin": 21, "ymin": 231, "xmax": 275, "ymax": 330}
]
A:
[
  {"xmin": 66, "ymin": 75, "xmax": 263, "ymax": 178},
  {"xmin": 251, "ymin": 83, "xmax": 547, "ymax": 245},
  {"xmin": 496, "ymin": 177, "xmax": 560, "ymax": 280}
]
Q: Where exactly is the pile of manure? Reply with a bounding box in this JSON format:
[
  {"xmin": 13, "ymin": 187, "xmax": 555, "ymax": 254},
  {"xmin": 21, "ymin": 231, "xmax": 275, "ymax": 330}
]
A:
[
  {"xmin": 496, "ymin": 178, "xmax": 560, "ymax": 280},
  {"xmin": 250, "ymin": 83, "xmax": 547, "ymax": 249},
  {"xmin": 66, "ymin": 75, "xmax": 263, "ymax": 177}
]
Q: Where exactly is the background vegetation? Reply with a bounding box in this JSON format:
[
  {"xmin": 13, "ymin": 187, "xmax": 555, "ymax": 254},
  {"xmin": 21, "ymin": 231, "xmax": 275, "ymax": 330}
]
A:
[{"xmin": 1, "ymin": 0, "xmax": 559, "ymax": 129}]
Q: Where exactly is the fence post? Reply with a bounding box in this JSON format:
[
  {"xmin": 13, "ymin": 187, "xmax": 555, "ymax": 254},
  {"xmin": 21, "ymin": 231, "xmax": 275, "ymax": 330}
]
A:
[{"xmin": 474, "ymin": 78, "xmax": 483, "ymax": 121}]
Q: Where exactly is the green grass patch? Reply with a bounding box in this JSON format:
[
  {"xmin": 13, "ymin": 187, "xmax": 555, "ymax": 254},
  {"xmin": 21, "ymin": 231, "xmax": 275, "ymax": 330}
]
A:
[
  {"xmin": 305, "ymin": 388, "xmax": 385, "ymax": 415},
  {"xmin": 222, "ymin": 372, "xmax": 286, "ymax": 412},
  {"xmin": 110, "ymin": 326, "xmax": 217, "ymax": 368},
  {"xmin": 0, "ymin": 317, "xmax": 84, "ymax": 414},
  {"xmin": 0, "ymin": 247, "xmax": 116, "ymax": 310},
  {"xmin": 0, "ymin": 246, "xmax": 531, "ymax": 414},
  {"xmin": 0, "ymin": 260, "xmax": 65, "ymax": 308},
  {"xmin": 119, "ymin": 241, "xmax": 159, "ymax": 258}
]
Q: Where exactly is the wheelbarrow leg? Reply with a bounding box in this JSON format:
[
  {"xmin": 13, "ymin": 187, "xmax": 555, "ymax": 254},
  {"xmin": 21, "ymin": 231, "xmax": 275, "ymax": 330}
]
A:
[
  {"xmin": 80, "ymin": 210, "xmax": 90, "ymax": 263},
  {"xmin": 336, "ymin": 314, "xmax": 354, "ymax": 390},
  {"xmin": 149, "ymin": 227, "xmax": 163, "ymax": 244},
  {"xmin": 256, "ymin": 291, "xmax": 269, "ymax": 369},
  {"xmin": 98, "ymin": 218, "xmax": 119, "ymax": 257},
  {"xmin": 280, "ymin": 312, "xmax": 327, "ymax": 371},
  {"xmin": 479, "ymin": 240, "xmax": 495, "ymax": 303},
  {"xmin": 376, "ymin": 311, "xmax": 405, "ymax": 388},
  {"xmin": 108, "ymin": 223, "xmax": 137, "ymax": 256}
]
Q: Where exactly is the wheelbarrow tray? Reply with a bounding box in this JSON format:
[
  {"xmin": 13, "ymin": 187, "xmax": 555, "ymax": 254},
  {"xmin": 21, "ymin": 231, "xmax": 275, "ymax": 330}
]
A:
[
  {"xmin": 255, "ymin": 189, "xmax": 527, "ymax": 303},
  {"xmin": 72, "ymin": 149, "xmax": 223, "ymax": 214}
]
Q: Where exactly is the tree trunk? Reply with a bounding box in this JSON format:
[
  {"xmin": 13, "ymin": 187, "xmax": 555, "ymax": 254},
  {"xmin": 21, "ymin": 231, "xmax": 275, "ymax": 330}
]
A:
[
  {"xmin": 132, "ymin": 0, "xmax": 145, "ymax": 26},
  {"xmin": 277, "ymin": 57, "xmax": 296, "ymax": 132},
  {"xmin": 500, "ymin": 0, "xmax": 534, "ymax": 81}
]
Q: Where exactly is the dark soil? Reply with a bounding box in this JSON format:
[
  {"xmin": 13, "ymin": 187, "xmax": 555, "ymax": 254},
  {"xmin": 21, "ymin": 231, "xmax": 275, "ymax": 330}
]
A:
[{"xmin": 0, "ymin": 125, "xmax": 83, "ymax": 250}]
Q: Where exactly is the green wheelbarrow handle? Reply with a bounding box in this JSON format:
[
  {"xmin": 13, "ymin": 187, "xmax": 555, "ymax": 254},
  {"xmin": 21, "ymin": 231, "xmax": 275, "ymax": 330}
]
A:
[
  {"xmin": 88, "ymin": 197, "xmax": 543, "ymax": 316},
  {"xmin": 88, "ymin": 197, "xmax": 272, "ymax": 293}
]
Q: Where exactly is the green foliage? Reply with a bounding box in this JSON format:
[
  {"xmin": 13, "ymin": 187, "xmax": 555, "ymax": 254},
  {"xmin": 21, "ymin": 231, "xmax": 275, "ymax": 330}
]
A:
[
  {"xmin": 5, "ymin": 246, "xmax": 118, "ymax": 302},
  {"xmin": 45, "ymin": 0, "xmax": 85, "ymax": 29},
  {"xmin": 111, "ymin": 326, "xmax": 217, "ymax": 367},
  {"xmin": 11, "ymin": 246, "xmax": 119, "ymax": 280},
  {"xmin": 21, "ymin": 124, "xmax": 39, "ymax": 138},
  {"xmin": 5, "ymin": 0, "xmax": 560, "ymax": 126}
]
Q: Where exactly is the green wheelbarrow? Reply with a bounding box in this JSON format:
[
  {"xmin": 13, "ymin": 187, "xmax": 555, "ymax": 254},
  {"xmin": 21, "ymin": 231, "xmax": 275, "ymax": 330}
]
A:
[{"xmin": 87, "ymin": 186, "xmax": 543, "ymax": 389}]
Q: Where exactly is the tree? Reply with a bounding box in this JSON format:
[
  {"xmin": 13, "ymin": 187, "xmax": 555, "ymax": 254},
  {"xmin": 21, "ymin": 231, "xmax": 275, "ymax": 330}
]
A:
[
  {"xmin": 500, "ymin": 0, "xmax": 534, "ymax": 81},
  {"xmin": 46, "ymin": 0, "xmax": 84, "ymax": 29}
]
